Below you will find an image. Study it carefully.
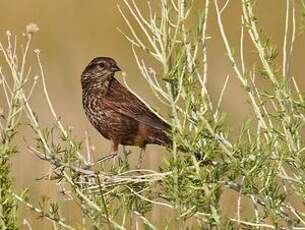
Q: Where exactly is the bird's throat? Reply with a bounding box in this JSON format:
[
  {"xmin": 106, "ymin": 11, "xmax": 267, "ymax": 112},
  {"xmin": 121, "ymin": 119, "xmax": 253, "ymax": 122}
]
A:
[{"xmin": 81, "ymin": 74, "xmax": 113, "ymax": 96}]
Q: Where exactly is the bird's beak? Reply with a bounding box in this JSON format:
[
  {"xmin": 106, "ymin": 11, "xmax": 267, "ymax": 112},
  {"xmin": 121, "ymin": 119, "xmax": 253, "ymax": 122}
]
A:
[{"xmin": 112, "ymin": 65, "xmax": 121, "ymax": 72}]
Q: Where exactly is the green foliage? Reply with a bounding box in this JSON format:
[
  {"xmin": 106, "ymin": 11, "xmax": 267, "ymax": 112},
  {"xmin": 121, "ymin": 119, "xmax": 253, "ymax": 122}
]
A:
[
  {"xmin": 0, "ymin": 50, "xmax": 23, "ymax": 228},
  {"xmin": 0, "ymin": 142, "xmax": 18, "ymax": 229}
]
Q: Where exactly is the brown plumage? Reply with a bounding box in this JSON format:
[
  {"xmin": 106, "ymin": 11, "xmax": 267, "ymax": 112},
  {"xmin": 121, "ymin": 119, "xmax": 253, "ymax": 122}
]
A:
[{"xmin": 81, "ymin": 57, "xmax": 171, "ymax": 164}]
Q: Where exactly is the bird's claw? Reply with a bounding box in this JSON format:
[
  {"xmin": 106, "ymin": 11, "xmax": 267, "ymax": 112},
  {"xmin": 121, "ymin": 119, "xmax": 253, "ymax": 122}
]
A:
[{"xmin": 96, "ymin": 153, "xmax": 118, "ymax": 164}]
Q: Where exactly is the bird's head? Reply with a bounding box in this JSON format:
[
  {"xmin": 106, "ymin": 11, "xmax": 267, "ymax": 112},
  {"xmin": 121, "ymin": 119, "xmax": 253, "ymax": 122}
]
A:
[
  {"xmin": 83, "ymin": 57, "xmax": 121, "ymax": 77},
  {"xmin": 81, "ymin": 57, "xmax": 121, "ymax": 90}
]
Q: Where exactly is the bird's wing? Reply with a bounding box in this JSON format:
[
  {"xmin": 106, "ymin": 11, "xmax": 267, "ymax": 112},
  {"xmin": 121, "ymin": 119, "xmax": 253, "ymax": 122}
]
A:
[{"xmin": 102, "ymin": 79, "xmax": 170, "ymax": 130}]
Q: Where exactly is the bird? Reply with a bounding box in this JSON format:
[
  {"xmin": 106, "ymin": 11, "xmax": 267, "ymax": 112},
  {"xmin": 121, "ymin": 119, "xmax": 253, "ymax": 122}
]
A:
[{"xmin": 81, "ymin": 57, "xmax": 171, "ymax": 168}]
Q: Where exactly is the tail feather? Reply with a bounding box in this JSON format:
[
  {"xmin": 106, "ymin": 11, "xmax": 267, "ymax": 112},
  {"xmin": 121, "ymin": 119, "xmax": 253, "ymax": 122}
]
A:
[
  {"xmin": 147, "ymin": 127, "xmax": 212, "ymax": 164},
  {"xmin": 147, "ymin": 128, "xmax": 172, "ymax": 147}
]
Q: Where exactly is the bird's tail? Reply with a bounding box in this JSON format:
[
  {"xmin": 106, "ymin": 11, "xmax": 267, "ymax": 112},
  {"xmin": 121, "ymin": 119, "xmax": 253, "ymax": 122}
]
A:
[
  {"xmin": 148, "ymin": 128, "xmax": 195, "ymax": 155},
  {"xmin": 150, "ymin": 128, "xmax": 212, "ymax": 163},
  {"xmin": 148, "ymin": 128, "xmax": 172, "ymax": 147}
]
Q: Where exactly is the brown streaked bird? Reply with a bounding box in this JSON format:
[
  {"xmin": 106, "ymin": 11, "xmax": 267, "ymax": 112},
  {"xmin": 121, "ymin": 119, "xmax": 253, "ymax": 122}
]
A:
[{"xmin": 81, "ymin": 57, "xmax": 171, "ymax": 167}]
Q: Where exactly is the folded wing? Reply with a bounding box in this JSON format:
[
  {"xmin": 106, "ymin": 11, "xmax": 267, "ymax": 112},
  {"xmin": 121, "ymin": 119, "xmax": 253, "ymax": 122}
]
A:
[{"xmin": 103, "ymin": 79, "xmax": 171, "ymax": 131}]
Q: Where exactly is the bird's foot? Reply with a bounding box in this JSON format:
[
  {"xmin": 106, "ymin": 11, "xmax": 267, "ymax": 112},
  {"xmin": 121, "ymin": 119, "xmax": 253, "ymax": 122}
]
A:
[{"xmin": 96, "ymin": 152, "xmax": 118, "ymax": 164}]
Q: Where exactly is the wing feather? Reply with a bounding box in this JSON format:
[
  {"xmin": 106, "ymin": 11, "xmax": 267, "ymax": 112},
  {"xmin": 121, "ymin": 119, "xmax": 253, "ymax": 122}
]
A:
[{"xmin": 103, "ymin": 79, "xmax": 170, "ymax": 131}]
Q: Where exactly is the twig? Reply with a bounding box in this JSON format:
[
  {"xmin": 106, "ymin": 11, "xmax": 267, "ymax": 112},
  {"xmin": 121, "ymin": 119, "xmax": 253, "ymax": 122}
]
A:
[{"xmin": 14, "ymin": 194, "xmax": 75, "ymax": 230}]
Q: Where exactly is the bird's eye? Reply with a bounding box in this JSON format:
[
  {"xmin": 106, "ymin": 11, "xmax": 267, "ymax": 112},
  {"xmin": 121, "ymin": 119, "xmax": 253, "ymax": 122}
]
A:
[{"xmin": 99, "ymin": 63, "xmax": 105, "ymax": 68}]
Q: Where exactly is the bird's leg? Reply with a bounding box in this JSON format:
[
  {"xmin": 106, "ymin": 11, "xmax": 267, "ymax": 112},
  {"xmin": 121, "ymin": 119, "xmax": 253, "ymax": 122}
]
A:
[
  {"xmin": 122, "ymin": 146, "xmax": 128, "ymax": 163},
  {"xmin": 96, "ymin": 141, "xmax": 119, "ymax": 164},
  {"xmin": 111, "ymin": 141, "xmax": 119, "ymax": 165},
  {"xmin": 136, "ymin": 147, "xmax": 145, "ymax": 169}
]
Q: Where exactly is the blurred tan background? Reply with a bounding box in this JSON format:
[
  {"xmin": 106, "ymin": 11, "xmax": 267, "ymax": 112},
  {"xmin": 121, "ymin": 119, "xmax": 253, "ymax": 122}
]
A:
[{"xmin": 0, "ymin": 0, "xmax": 304, "ymax": 228}]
